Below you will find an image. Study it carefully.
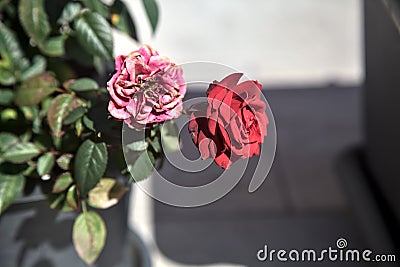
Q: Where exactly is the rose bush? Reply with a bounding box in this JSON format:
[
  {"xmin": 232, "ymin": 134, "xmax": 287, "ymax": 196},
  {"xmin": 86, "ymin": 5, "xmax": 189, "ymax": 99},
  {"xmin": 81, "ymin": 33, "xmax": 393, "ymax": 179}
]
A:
[
  {"xmin": 188, "ymin": 73, "xmax": 269, "ymax": 169},
  {"xmin": 107, "ymin": 45, "xmax": 186, "ymax": 129},
  {"xmin": 0, "ymin": 0, "xmax": 162, "ymax": 265}
]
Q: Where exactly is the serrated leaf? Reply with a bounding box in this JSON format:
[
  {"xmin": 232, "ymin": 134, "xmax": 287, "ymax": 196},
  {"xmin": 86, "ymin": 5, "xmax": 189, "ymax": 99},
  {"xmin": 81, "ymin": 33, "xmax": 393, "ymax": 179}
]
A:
[
  {"xmin": 58, "ymin": 2, "xmax": 82, "ymax": 24},
  {"xmin": 126, "ymin": 140, "xmax": 148, "ymax": 152},
  {"xmin": 110, "ymin": 0, "xmax": 138, "ymax": 40},
  {"xmin": 69, "ymin": 78, "xmax": 99, "ymax": 92},
  {"xmin": 42, "ymin": 36, "xmax": 65, "ymax": 57},
  {"xmin": 66, "ymin": 185, "xmax": 79, "ymax": 210},
  {"xmin": 37, "ymin": 152, "xmax": 55, "ymax": 176},
  {"xmin": 161, "ymin": 121, "xmax": 180, "ymax": 153},
  {"xmin": 74, "ymin": 140, "xmax": 107, "ymax": 198},
  {"xmin": 0, "ymin": 89, "xmax": 14, "ymax": 105},
  {"xmin": 21, "ymin": 55, "xmax": 47, "ymax": 81},
  {"xmin": 129, "ymin": 150, "xmax": 155, "ymax": 182},
  {"xmin": 0, "ymin": 173, "xmax": 25, "ymax": 214},
  {"xmin": 63, "ymin": 107, "xmax": 87, "ymax": 125},
  {"xmin": 52, "ymin": 172, "xmax": 73, "ymax": 193},
  {"xmin": 15, "ymin": 73, "xmax": 58, "ymax": 106},
  {"xmin": 0, "ymin": 132, "xmax": 18, "ymax": 152},
  {"xmin": 47, "ymin": 94, "xmax": 74, "ymax": 138},
  {"xmin": 74, "ymin": 11, "xmax": 113, "ymax": 60},
  {"xmin": 73, "ymin": 211, "xmax": 106, "ymax": 265},
  {"xmin": 1, "ymin": 142, "xmax": 40, "ymax": 163},
  {"xmin": 142, "ymin": 0, "xmax": 159, "ymax": 34},
  {"xmin": 18, "ymin": 0, "xmax": 50, "ymax": 46},
  {"xmin": 0, "ymin": 23, "xmax": 24, "ymax": 72},
  {"xmin": 88, "ymin": 178, "xmax": 128, "ymax": 209}
]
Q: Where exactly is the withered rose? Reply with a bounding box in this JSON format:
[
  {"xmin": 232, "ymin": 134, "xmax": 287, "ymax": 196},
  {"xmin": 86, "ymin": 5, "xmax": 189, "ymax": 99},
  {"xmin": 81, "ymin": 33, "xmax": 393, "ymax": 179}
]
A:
[{"xmin": 107, "ymin": 45, "xmax": 186, "ymax": 128}]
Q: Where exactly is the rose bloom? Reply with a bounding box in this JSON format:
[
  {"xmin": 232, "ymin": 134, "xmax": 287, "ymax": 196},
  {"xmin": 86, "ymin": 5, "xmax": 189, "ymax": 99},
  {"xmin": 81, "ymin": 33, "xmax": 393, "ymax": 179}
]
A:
[
  {"xmin": 107, "ymin": 45, "xmax": 186, "ymax": 128},
  {"xmin": 188, "ymin": 73, "xmax": 269, "ymax": 169}
]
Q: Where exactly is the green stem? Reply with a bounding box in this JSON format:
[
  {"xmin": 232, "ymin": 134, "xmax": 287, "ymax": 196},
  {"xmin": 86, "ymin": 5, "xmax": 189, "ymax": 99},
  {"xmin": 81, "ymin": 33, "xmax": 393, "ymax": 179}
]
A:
[{"xmin": 81, "ymin": 200, "xmax": 88, "ymax": 214}]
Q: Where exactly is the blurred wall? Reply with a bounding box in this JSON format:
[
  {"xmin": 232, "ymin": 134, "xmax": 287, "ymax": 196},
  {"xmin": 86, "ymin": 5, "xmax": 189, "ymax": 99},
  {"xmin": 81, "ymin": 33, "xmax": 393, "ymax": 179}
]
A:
[{"xmin": 114, "ymin": 0, "xmax": 363, "ymax": 88}]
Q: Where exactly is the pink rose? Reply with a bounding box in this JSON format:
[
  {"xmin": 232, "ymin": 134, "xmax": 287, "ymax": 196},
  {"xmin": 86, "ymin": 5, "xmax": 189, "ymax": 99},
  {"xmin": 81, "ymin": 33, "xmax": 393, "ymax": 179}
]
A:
[
  {"xmin": 107, "ymin": 45, "xmax": 186, "ymax": 128},
  {"xmin": 188, "ymin": 73, "xmax": 268, "ymax": 169}
]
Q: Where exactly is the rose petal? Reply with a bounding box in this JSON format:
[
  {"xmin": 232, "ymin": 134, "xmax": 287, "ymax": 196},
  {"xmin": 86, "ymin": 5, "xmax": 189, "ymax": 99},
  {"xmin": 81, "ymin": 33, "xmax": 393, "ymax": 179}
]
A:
[
  {"xmin": 108, "ymin": 100, "xmax": 130, "ymax": 119},
  {"xmin": 214, "ymin": 152, "xmax": 232, "ymax": 169}
]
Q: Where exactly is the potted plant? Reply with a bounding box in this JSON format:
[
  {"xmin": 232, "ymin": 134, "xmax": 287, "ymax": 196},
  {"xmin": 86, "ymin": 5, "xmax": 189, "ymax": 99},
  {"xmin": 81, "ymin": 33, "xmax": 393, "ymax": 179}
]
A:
[
  {"xmin": 0, "ymin": 0, "xmax": 160, "ymax": 265},
  {"xmin": 0, "ymin": 0, "xmax": 272, "ymax": 266}
]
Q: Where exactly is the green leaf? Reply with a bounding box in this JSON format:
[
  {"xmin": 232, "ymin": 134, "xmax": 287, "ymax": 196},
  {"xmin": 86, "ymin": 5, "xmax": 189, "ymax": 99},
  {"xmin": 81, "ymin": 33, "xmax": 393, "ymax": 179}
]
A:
[
  {"xmin": 126, "ymin": 140, "xmax": 148, "ymax": 152},
  {"xmin": 65, "ymin": 37, "xmax": 95, "ymax": 67},
  {"xmin": 48, "ymin": 192, "xmax": 73, "ymax": 211},
  {"xmin": 0, "ymin": 132, "xmax": 19, "ymax": 152},
  {"xmin": 149, "ymin": 135, "xmax": 161, "ymax": 153},
  {"xmin": 56, "ymin": 154, "xmax": 73, "ymax": 170},
  {"xmin": 15, "ymin": 73, "xmax": 58, "ymax": 106},
  {"xmin": 19, "ymin": 132, "xmax": 32, "ymax": 143},
  {"xmin": 69, "ymin": 78, "xmax": 99, "ymax": 92},
  {"xmin": 110, "ymin": 0, "xmax": 138, "ymax": 40},
  {"xmin": 40, "ymin": 97, "xmax": 52, "ymax": 117},
  {"xmin": 82, "ymin": 115, "xmax": 95, "ymax": 131},
  {"xmin": 21, "ymin": 55, "xmax": 47, "ymax": 81},
  {"xmin": 20, "ymin": 106, "xmax": 35, "ymax": 120},
  {"xmin": 161, "ymin": 121, "xmax": 180, "ymax": 153},
  {"xmin": 74, "ymin": 140, "xmax": 108, "ymax": 198},
  {"xmin": 1, "ymin": 142, "xmax": 40, "ymax": 163},
  {"xmin": 0, "ymin": 108, "xmax": 17, "ymax": 121},
  {"xmin": 0, "ymin": 22, "xmax": 24, "ymax": 72},
  {"xmin": 75, "ymin": 118, "xmax": 83, "ymax": 137},
  {"xmin": 18, "ymin": 0, "xmax": 51, "ymax": 46},
  {"xmin": 58, "ymin": 2, "xmax": 82, "ymax": 24},
  {"xmin": 74, "ymin": 11, "xmax": 113, "ymax": 60},
  {"xmin": 47, "ymin": 94, "xmax": 74, "ymax": 138},
  {"xmin": 63, "ymin": 107, "xmax": 87, "ymax": 125},
  {"xmin": 37, "ymin": 152, "xmax": 55, "ymax": 176},
  {"xmin": 142, "ymin": 0, "xmax": 159, "ymax": 34},
  {"xmin": 0, "ymin": 67, "xmax": 15, "ymax": 85},
  {"xmin": 129, "ymin": 150, "xmax": 155, "ymax": 182},
  {"xmin": 0, "ymin": 173, "xmax": 25, "ymax": 214},
  {"xmin": 73, "ymin": 211, "xmax": 106, "ymax": 265},
  {"xmin": 33, "ymin": 132, "xmax": 53, "ymax": 151},
  {"xmin": 42, "ymin": 36, "xmax": 65, "ymax": 57},
  {"xmin": 80, "ymin": 0, "xmax": 108, "ymax": 18},
  {"xmin": 52, "ymin": 172, "xmax": 73, "ymax": 193},
  {"xmin": 23, "ymin": 164, "xmax": 36, "ymax": 176},
  {"xmin": 88, "ymin": 178, "xmax": 128, "ymax": 209},
  {"xmin": 31, "ymin": 107, "xmax": 42, "ymax": 133},
  {"xmin": 66, "ymin": 185, "xmax": 79, "ymax": 210}
]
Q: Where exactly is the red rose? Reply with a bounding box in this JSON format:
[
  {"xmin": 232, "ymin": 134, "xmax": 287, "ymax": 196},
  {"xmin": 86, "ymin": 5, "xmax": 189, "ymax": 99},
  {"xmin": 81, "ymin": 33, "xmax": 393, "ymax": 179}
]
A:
[{"xmin": 188, "ymin": 73, "xmax": 269, "ymax": 169}]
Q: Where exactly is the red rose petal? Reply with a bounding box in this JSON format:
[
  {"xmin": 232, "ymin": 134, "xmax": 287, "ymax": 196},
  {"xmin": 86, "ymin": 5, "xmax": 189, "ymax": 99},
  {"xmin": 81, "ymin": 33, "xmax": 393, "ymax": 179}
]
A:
[{"xmin": 214, "ymin": 152, "xmax": 232, "ymax": 169}]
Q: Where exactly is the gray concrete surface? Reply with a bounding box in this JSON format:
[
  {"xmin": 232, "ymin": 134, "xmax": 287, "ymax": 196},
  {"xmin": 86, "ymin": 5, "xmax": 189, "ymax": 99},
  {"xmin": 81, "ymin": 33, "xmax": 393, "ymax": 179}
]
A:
[{"xmin": 150, "ymin": 87, "xmax": 372, "ymax": 266}]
